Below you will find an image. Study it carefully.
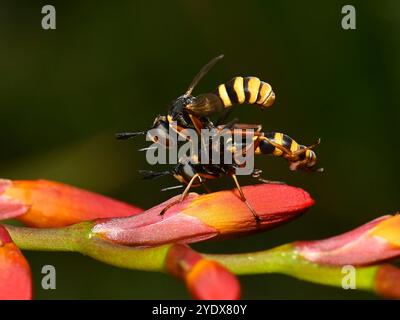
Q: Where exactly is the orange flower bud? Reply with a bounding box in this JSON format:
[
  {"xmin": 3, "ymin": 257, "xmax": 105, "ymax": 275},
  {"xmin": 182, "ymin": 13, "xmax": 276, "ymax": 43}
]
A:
[
  {"xmin": 0, "ymin": 179, "xmax": 142, "ymax": 227},
  {"xmin": 166, "ymin": 244, "xmax": 240, "ymax": 300}
]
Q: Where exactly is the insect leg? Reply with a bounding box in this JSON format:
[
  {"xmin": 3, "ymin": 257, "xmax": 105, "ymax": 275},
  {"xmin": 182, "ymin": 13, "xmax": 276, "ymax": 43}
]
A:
[
  {"xmin": 179, "ymin": 173, "xmax": 201, "ymax": 201},
  {"xmin": 220, "ymin": 117, "xmax": 239, "ymax": 130},
  {"xmin": 201, "ymin": 181, "xmax": 212, "ymax": 193},
  {"xmin": 251, "ymin": 169, "xmax": 286, "ymax": 185},
  {"xmin": 215, "ymin": 108, "xmax": 234, "ymax": 126},
  {"xmin": 231, "ymin": 173, "xmax": 261, "ymax": 223},
  {"xmin": 292, "ymin": 138, "xmax": 321, "ymax": 157},
  {"xmin": 261, "ymin": 135, "xmax": 292, "ymax": 155},
  {"xmin": 159, "ymin": 199, "xmax": 181, "ymax": 216},
  {"xmin": 230, "ymin": 123, "xmax": 263, "ymax": 132},
  {"xmin": 257, "ymin": 178, "xmax": 286, "ymax": 185},
  {"xmin": 160, "ymin": 173, "xmax": 201, "ymax": 216}
]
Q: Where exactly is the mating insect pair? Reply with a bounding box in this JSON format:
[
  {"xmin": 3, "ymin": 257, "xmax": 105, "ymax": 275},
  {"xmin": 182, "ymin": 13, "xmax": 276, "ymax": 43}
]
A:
[{"xmin": 117, "ymin": 55, "xmax": 322, "ymax": 223}]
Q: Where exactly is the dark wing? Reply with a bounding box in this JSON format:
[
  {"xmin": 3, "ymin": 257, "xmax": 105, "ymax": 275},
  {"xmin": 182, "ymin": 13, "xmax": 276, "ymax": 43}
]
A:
[
  {"xmin": 185, "ymin": 55, "xmax": 224, "ymax": 96},
  {"xmin": 184, "ymin": 93, "xmax": 225, "ymax": 117}
]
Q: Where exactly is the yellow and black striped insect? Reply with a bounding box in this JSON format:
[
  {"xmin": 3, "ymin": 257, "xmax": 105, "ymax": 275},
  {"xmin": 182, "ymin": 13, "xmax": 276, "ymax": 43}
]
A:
[
  {"xmin": 140, "ymin": 124, "xmax": 322, "ymax": 222},
  {"xmin": 254, "ymin": 132, "xmax": 321, "ymax": 172},
  {"xmin": 116, "ymin": 55, "xmax": 275, "ymax": 142},
  {"xmin": 167, "ymin": 54, "xmax": 275, "ymax": 130}
]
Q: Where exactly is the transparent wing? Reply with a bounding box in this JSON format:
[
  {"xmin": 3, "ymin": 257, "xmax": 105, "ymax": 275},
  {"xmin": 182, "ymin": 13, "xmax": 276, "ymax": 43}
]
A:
[
  {"xmin": 185, "ymin": 93, "xmax": 225, "ymax": 117},
  {"xmin": 185, "ymin": 55, "xmax": 224, "ymax": 96}
]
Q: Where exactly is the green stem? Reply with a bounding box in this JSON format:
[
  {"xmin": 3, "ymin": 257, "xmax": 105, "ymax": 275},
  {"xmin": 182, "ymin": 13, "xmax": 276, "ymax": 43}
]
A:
[
  {"xmin": 205, "ymin": 245, "xmax": 378, "ymax": 291},
  {"xmin": 5, "ymin": 223, "xmax": 91, "ymax": 252},
  {"xmin": 3, "ymin": 224, "xmax": 379, "ymax": 293},
  {"xmin": 4, "ymin": 223, "xmax": 170, "ymax": 272}
]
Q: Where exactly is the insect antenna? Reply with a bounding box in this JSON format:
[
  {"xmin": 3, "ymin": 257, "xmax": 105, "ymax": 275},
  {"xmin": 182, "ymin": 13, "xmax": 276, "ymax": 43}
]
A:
[
  {"xmin": 115, "ymin": 131, "xmax": 146, "ymax": 140},
  {"xmin": 161, "ymin": 185, "xmax": 184, "ymax": 192},
  {"xmin": 138, "ymin": 146, "xmax": 158, "ymax": 152},
  {"xmin": 220, "ymin": 118, "xmax": 239, "ymax": 130},
  {"xmin": 184, "ymin": 54, "xmax": 224, "ymax": 96},
  {"xmin": 138, "ymin": 170, "xmax": 171, "ymax": 180}
]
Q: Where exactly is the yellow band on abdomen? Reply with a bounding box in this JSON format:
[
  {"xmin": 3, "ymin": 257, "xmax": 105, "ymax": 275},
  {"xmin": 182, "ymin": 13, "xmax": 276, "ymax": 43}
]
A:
[{"xmin": 218, "ymin": 84, "xmax": 232, "ymax": 107}]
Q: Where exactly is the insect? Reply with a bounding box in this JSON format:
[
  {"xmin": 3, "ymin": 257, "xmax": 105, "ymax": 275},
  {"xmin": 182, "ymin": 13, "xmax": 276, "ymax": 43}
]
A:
[
  {"xmin": 116, "ymin": 54, "xmax": 275, "ymax": 144},
  {"xmin": 254, "ymin": 132, "xmax": 322, "ymax": 172},
  {"xmin": 166, "ymin": 54, "xmax": 275, "ymax": 129},
  {"xmin": 139, "ymin": 124, "xmax": 322, "ymax": 222}
]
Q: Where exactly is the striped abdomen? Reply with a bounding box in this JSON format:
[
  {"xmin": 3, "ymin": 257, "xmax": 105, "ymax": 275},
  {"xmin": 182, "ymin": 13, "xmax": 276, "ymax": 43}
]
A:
[
  {"xmin": 255, "ymin": 132, "xmax": 317, "ymax": 168},
  {"xmin": 216, "ymin": 76, "xmax": 275, "ymax": 109}
]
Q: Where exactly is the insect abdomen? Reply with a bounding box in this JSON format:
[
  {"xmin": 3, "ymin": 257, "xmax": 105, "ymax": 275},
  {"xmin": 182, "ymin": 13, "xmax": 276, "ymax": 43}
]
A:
[
  {"xmin": 256, "ymin": 132, "xmax": 317, "ymax": 168},
  {"xmin": 256, "ymin": 132, "xmax": 301, "ymax": 157},
  {"xmin": 216, "ymin": 76, "xmax": 275, "ymax": 109}
]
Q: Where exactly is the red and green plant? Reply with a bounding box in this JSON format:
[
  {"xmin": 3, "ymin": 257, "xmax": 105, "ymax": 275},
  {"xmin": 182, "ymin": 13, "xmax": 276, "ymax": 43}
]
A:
[{"xmin": 0, "ymin": 179, "xmax": 399, "ymax": 299}]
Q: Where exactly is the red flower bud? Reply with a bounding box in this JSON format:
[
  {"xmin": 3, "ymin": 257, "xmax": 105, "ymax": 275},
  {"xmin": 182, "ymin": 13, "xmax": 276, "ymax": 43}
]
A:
[
  {"xmin": 0, "ymin": 225, "xmax": 32, "ymax": 300},
  {"xmin": 166, "ymin": 244, "xmax": 240, "ymax": 300},
  {"xmin": 93, "ymin": 184, "xmax": 314, "ymax": 246},
  {"xmin": 375, "ymin": 264, "xmax": 400, "ymax": 299},
  {"xmin": 295, "ymin": 215, "xmax": 400, "ymax": 266}
]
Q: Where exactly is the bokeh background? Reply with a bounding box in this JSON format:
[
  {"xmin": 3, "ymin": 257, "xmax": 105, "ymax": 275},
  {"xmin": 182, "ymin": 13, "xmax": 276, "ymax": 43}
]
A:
[{"xmin": 1, "ymin": 0, "xmax": 399, "ymax": 299}]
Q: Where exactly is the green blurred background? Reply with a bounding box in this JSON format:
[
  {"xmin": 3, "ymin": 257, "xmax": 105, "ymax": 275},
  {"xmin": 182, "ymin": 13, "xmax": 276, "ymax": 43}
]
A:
[{"xmin": 1, "ymin": 0, "xmax": 399, "ymax": 299}]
